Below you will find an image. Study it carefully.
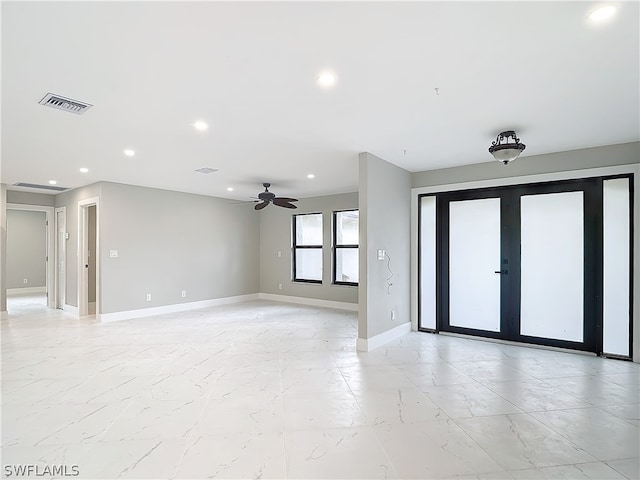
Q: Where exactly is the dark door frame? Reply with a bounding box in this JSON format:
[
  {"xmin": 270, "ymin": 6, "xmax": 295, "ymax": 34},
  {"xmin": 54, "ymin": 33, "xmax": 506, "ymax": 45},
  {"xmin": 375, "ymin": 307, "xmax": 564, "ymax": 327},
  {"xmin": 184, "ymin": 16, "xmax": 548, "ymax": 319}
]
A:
[{"xmin": 418, "ymin": 174, "xmax": 634, "ymax": 356}]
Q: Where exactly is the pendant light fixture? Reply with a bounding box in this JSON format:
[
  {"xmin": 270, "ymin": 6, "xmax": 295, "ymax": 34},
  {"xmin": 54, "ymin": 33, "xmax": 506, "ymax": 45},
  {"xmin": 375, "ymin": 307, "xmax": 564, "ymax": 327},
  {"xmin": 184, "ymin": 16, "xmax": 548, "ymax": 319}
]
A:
[{"xmin": 489, "ymin": 130, "xmax": 526, "ymax": 165}]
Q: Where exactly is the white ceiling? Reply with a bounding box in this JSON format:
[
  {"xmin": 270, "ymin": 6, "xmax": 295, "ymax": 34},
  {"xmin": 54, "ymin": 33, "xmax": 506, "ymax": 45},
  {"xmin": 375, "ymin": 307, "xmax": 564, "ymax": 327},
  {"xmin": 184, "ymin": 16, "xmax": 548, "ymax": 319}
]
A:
[{"xmin": 2, "ymin": 1, "xmax": 638, "ymax": 201}]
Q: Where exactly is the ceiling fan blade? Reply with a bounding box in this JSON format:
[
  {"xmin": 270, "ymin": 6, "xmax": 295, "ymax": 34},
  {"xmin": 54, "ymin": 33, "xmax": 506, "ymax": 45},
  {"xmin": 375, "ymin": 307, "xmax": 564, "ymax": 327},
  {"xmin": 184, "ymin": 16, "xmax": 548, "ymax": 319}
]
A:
[
  {"xmin": 254, "ymin": 201, "xmax": 269, "ymax": 210},
  {"xmin": 273, "ymin": 197, "xmax": 298, "ymax": 203},
  {"xmin": 273, "ymin": 198, "xmax": 297, "ymax": 209}
]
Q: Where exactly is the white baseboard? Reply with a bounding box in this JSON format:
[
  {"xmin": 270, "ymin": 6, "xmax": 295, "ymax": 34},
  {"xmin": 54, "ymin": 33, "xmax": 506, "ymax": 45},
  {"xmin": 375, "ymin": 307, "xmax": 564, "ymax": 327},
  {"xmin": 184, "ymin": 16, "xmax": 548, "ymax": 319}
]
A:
[
  {"xmin": 7, "ymin": 286, "xmax": 46, "ymax": 295},
  {"xmin": 357, "ymin": 322, "xmax": 411, "ymax": 352},
  {"xmin": 92, "ymin": 292, "xmax": 356, "ymax": 323},
  {"xmin": 258, "ymin": 293, "xmax": 358, "ymax": 312},
  {"xmin": 98, "ymin": 293, "xmax": 260, "ymax": 323},
  {"xmin": 0, "ymin": 310, "xmax": 7, "ymax": 320}
]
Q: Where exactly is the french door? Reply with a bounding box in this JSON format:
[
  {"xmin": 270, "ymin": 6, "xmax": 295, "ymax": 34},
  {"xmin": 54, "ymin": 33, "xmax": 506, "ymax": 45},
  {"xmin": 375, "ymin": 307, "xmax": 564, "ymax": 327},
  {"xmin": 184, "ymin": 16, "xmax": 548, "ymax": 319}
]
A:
[{"xmin": 419, "ymin": 176, "xmax": 633, "ymax": 356}]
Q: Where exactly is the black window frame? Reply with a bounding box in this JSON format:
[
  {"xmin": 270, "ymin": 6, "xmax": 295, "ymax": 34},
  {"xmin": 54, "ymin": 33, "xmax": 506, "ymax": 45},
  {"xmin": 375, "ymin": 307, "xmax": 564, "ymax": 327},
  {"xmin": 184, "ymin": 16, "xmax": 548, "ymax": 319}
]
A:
[
  {"xmin": 333, "ymin": 209, "xmax": 359, "ymax": 286},
  {"xmin": 292, "ymin": 212, "xmax": 323, "ymax": 284}
]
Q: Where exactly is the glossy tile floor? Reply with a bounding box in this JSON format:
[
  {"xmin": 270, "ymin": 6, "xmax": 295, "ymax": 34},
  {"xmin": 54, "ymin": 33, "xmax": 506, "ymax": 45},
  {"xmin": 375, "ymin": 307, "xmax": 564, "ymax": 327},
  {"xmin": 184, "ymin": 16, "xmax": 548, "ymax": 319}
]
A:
[{"xmin": 2, "ymin": 294, "xmax": 639, "ymax": 479}]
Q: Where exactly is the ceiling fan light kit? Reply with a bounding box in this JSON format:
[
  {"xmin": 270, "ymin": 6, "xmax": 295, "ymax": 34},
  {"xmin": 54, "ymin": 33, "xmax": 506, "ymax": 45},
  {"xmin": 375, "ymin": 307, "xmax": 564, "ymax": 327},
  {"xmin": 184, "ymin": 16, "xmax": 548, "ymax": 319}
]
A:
[
  {"xmin": 489, "ymin": 130, "xmax": 526, "ymax": 165},
  {"xmin": 254, "ymin": 183, "xmax": 298, "ymax": 210}
]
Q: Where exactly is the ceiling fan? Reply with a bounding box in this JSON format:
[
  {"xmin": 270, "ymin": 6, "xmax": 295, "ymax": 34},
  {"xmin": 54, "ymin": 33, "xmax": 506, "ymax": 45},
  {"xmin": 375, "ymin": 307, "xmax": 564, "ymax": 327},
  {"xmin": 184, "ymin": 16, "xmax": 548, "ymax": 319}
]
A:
[{"xmin": 254, "ymin": 183, "xmax": 298, "ymax": 210}]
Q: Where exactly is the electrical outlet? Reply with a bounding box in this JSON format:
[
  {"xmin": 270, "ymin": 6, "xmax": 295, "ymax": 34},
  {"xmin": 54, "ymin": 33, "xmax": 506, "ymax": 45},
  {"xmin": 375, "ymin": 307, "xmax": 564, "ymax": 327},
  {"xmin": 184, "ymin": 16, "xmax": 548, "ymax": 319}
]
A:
[
  {"xmin": 145, "ymin": 293, "xmax": 151, "ymax": 302},
  {"xmin": 181, "ymin": 290, "xmax": 186, "ymax": 298},
  {"xmin": 391, "ymin": 310, "xmax": 396, "ymax": 320},
  {"xmin": 278, "ymin": 283, "xmax": 283, "ymax": 290},
  {"xmin": 277, "ymin": 251, "xmax": 282, "ymax": 258},
  {"xmin": 23, "ymin": 278, "xmax": 28, "ymax": 284},
  {"xmin": 377, "ymin": 249, "xmax": 385, "ymax": 260}
]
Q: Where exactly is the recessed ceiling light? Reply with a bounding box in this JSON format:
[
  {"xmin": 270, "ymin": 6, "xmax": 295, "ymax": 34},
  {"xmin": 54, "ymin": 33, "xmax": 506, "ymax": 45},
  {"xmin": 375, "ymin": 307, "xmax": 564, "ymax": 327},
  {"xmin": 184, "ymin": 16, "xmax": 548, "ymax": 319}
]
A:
[
  {"xmin": 193, "ymin": 121, "xmax": 208, "ymax": 131},
  {"xmin": 79, "ymin": 167, "xmax": 89, "ymax": 173},
  {"xmin": 307, "ymin": 174, "xmax": 315, "ymax": 179},
  {"xmin": 317, "ymin": 71, "xmax": 337, "ymax": 88},
  {"xmin": 588, "ymin": 5, "xmax": 616, "ymax": 22},
  {"xmin": 227, "ymin": 187, "xmax": 234, "ymax": 192},
  {"xmin": 49, "ymin": 180, "xmax": 57, "ymax": 185},
  {"xmin": 124, "ymin": 149, "xmax": 135, "ymax": 157}
]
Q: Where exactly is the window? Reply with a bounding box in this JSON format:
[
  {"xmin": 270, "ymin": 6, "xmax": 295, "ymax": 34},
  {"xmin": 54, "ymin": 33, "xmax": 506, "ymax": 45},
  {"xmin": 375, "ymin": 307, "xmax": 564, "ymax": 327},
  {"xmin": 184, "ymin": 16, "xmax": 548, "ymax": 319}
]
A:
[
  {"xmin": 292, "ymin": 213, "xmax": 323, "ymax": 283},
  {"xmin": 333, "ymin": 210, "xmax": 359, "ymax": 285}
]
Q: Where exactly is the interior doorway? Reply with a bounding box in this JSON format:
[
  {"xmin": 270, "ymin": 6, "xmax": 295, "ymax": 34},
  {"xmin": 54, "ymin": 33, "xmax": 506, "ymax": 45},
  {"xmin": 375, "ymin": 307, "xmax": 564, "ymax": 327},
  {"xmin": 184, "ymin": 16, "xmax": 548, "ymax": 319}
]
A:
[
  {"xmin": 6, "ymin": 203, "xmax": 55, "ymax": 310},
  {"xmin": 78, "ymin": 198, "xmax": 99, "ymax": 316}
]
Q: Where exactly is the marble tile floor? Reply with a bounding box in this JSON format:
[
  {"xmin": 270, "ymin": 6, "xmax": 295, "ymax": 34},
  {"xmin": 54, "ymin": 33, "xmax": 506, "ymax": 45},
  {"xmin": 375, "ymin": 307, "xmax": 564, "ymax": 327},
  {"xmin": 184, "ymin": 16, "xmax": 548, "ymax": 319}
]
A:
[{"xmin": 1, "ymin": 295, "xmax": 639, "ymax": 479}]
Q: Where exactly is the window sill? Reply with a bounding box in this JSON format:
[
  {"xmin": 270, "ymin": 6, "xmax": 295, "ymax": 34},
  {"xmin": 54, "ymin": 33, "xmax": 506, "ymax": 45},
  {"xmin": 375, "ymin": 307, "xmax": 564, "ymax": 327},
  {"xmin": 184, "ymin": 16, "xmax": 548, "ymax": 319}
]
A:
[{"xmin": 332, "ymin": 282, "xmax": 358, "ymax": 288}]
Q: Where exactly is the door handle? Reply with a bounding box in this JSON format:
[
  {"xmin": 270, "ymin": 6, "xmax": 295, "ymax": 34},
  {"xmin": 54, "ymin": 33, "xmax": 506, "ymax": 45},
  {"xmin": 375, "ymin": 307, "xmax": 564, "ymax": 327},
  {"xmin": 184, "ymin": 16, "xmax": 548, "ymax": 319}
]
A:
[{"xmin": 494, "ymin": 270, "xmax": 508, "ymax": 275}]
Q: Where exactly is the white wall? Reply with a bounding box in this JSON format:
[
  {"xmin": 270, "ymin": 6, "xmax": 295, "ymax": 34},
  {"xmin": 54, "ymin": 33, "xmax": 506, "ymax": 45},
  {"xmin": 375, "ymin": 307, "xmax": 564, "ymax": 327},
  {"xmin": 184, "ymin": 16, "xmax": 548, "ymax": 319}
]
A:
[
  {"xmin": 359, "ymin": 152, "xmax": 411, "ymax": 346},
  {"xmin": 0, "ymin": 184, "xmax": 7, "ymax": 316}
]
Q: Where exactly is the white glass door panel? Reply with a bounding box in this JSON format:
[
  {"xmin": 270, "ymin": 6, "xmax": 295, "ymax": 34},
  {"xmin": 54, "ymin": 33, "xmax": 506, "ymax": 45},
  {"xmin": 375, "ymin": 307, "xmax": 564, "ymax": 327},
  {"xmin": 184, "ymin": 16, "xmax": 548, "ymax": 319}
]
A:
[
  {"xmin": 520, "ymin": 192, "xmax": 584, "ymax": 342},
  {"xmin": 449, "ymin": 198, "xmax": 501, "ymax": 332},
  {"xmin": 603, "ymin": 178, "xmax": 630, "ymax": 356},
  {"xmin": 420, "ymin": 196, "xmax": 437, "ymax": 330}
]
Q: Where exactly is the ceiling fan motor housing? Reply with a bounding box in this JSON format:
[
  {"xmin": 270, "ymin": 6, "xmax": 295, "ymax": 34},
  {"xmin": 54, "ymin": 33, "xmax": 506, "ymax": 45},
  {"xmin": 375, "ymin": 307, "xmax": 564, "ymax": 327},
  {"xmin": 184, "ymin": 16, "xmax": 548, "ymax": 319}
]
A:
[{"xmin": 259, "ymin": 191, "xmax": 275, "ymax": 201}]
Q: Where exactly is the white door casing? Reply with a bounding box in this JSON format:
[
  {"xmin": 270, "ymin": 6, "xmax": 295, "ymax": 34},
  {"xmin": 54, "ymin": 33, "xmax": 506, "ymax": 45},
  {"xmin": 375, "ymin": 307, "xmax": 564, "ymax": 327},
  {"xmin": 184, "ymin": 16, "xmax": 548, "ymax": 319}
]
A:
[
  {"xmin": 55, "ymin": 207, "xmax": 66, "ymax": 309},
  {"xmin": 77, "ymin": 197, "xmax": 99, "ymax": 316}
]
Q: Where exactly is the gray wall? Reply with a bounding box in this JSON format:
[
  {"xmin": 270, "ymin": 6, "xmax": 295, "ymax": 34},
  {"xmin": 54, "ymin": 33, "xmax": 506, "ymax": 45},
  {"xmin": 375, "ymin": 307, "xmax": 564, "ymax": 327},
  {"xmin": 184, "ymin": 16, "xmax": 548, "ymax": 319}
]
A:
[
  {"xmin": 412, "ymin": 142, "xmax": 639, "ymax": 188},
  {"xmin": 6, "ymin": 191, "xmax": 55, "ymax": 207},
  {"xmin": 259, "ymin": 192, "xmax": 358, "ymax": 304},
  {"xmin": 98, "ymin": 182, "xmax": 259, "ymax": 314},
  {"xmin": 6, "ymin": 209, "xmax": 47, "ymax": 289},
  {"xmin": 359, "ymin": 152, "xmax": 411, "ymax": 339},
  {"xmin": 0, "ymin": 184, "xmax": 7, "ymax": 313}
]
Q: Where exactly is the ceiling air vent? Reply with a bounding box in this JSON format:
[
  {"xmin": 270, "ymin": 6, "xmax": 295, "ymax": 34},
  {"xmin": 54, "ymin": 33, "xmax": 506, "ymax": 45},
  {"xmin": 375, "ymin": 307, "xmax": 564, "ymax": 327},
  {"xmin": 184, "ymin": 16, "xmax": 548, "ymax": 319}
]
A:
[
  {"xmin": 14, "ymin": 182, "xmax": 69, "ymax": 192},
  {"xmin": 38, "ymin": 93, "xmax": 92, "ymax": 115}
]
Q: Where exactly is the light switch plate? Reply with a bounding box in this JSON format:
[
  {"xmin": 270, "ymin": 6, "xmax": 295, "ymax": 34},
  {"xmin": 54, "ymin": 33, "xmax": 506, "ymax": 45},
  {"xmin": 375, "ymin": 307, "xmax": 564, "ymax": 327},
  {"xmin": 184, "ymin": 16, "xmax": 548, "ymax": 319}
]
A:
[{"xmin": 109, "ymin": 250, "xmax": 119, "ymax": 258}]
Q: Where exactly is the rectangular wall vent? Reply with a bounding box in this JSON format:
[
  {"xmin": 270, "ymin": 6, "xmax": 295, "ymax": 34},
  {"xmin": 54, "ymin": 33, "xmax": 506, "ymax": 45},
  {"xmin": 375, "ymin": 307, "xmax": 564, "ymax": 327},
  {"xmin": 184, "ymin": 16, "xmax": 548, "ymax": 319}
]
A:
[
  {"xmin": 14, "ymin": 182, "xmax": 69, "ymax": 192},
  {"xmin": 38, "ymin": 93, "xmax": 92, "ymax": 115}
]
